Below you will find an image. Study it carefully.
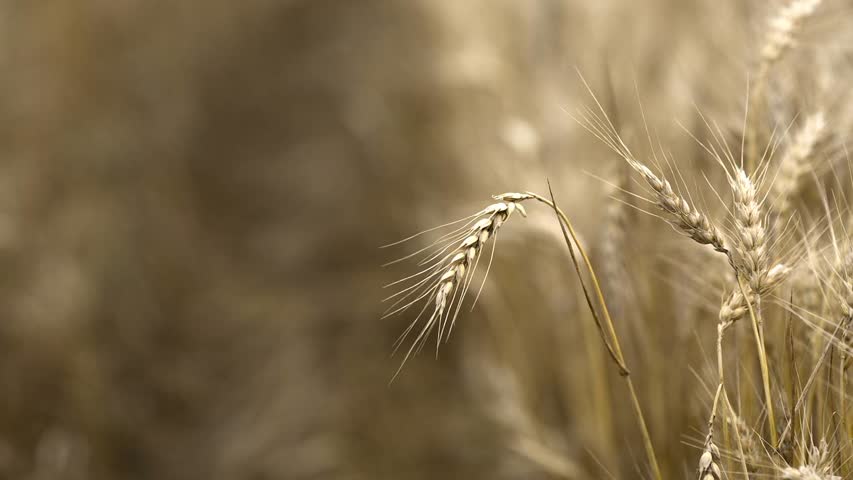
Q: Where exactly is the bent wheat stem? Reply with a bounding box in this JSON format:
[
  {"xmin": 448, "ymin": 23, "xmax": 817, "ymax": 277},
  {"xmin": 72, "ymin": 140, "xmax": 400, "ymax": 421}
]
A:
[{"xmin": 532, "ymin": 186, "xmax": 663, "ymax": 480}]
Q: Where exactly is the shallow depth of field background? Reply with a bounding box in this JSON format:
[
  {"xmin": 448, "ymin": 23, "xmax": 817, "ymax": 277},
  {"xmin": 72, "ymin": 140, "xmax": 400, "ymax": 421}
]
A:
[{"xmin": 0, "ymin": 1, "xmax": 849, "ymax": 479}]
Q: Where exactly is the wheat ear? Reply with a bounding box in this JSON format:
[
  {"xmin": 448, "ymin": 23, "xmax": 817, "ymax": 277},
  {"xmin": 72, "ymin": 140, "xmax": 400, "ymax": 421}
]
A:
[
  {"xmin": 385, "ymin": 193, "xmax": 533, "ymax": 378},
  {"xmin": 760, "ymin": 0, "xmax": 823, "ymax": 68},
  {"xmin": 771, "ymin": 112, "xmax": 826, "ymax": 220},
  {"xmin": 748, "ymin": 0, "xmax": 823, "ymax": 171},
  {"xmin": 779, "ymin": 440, "xmax": 841, "ymax": 479},
  {"xmin": 780, "ymin": 466, "xmax": 841, "ymax": 480},
  {"xmin": 731, "ymin": 168, "xmax": 770, "ymax": 291},
  {"xmin": 725, "ymin": 413, "xmax": 760, "ymax": 467},
  {"xmin": 728, "ymin": 167, "xmax": 782, "ymax": 445}
]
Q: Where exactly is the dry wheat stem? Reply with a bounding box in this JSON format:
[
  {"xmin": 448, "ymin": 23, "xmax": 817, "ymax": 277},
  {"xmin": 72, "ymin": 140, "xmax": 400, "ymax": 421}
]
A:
[
  {"xmin": 536, "ymin": 186, "xmax": 663, "ymax": 480},
  {"xmin": 778, "ymin": 252, "xmax": 853, "ymax": 449},
  {"xmin": 779, "ymin": 311, "xmax": 853, "ymax": 446},
  {"xmin": 712, "ymin": 268, "xmax": 789, "ymax": 476},
  {"xmin": 738, "ymin": 274, "xmax": 780, "ymax": 448},
  {"xmin": 728, "ymin": 167, "xmax": 782, "ymax": 447},
  {"xmin": 710, "ymin": 302, "xmax": 752, "ymax": 479},
  {"xmin": 541, "ymin": 190, "xmax": 629, "ymax": 376}
]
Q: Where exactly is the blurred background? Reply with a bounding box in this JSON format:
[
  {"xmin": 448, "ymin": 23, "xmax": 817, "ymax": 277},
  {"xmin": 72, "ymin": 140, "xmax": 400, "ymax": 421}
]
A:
[{"xmin": 0, "ymin": 1, "xmax": 844, "ymax": 479}]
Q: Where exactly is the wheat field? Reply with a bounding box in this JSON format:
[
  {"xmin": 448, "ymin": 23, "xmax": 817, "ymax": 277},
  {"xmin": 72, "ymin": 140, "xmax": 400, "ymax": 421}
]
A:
[
  {"xmin": 0, "ymin": 1, "xmax": 852, "ymax": 479},
  {"xmin": 382, "ymin": 1, "xmax": 853, "ymax": 479}
]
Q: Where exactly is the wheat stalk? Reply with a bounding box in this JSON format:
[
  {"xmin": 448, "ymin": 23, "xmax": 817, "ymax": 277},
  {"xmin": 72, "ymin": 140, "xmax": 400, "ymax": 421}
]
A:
[{"xmin": 536, "ymin": 187, "xmax": 663, "ymax": 480}]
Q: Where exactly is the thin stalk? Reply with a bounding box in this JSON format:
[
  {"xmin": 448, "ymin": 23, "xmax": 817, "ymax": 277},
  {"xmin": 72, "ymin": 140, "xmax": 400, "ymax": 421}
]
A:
[
  {"xmin": 532, "ymin": 188, "xmax": 663, "ymax": 480},
  {"xmin": 721, "ymin": 390, "xmax": 751, "ymax": 479},
  {"xmin": 711, "ymin": 321, "xmax": 751, "ymax": 478},
  {"xmin": 709, "ymin": 323, "xmax": 727, "ymax": 419},
  {"xmin": 737, "ymin": 275, "xmax": 778, "ymax": 447},
  {"xmin": 840, "ymin": 354, "xmax": 847, "ymax": 456},
  {"xmin": 722, "ymin": 406, "xmax": 731, "ymax": 477}
]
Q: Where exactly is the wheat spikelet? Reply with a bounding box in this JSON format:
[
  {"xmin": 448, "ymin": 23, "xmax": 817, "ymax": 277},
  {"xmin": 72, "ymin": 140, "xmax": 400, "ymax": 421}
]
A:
[
  {"xmin": 771, "ymin": 112, "xmax": 826, "ymax": 218},
  {"xmin": 720, "ymin": 263, "xmax": 791, "ymax": 327}
]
